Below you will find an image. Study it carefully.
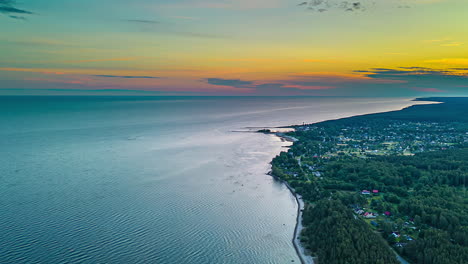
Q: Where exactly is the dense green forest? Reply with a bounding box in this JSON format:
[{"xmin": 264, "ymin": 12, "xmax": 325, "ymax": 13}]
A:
[
  {"xmin": 302, "ymin": 200, "xmax": 400, "ymax": 264},
  {"xmin": 271, "ymin": 98, "xmax": 468, "ymax": 264}
]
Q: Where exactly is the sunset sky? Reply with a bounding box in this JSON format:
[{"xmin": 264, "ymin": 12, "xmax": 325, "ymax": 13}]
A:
[{"xmin": 1, "ymin": 0, "xmax": 467, "ymax": 96}]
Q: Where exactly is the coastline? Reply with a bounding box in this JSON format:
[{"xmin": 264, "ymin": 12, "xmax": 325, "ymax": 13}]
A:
[
  {"xmin": 268, "ymin": 132, "xmax": 315, "ymax": 264},
  {"xmin": 285, "ymin": 182, "xmax": 315, "ymax": 264},
  {"xmin": 267, "ymin": 169, "xmax": 314, "ymax": 264}
]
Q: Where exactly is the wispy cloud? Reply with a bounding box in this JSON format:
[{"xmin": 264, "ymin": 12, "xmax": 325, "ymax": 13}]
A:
[
  {"xmin": 8, "ymin": 15, "xmax": 25, "ymax": 20},
  {"xmin": 299, "ymin": 0, "xmax": 442, "ymax": 13},
  {"xmin": 0, "ymin": 0, "xmax": 34, "ymax": 20},
  {"xmin": 0, "ymin": 38, "xmax": 76, "ymax": 47},
  {"xmin": 288, "ymin": 71, "xmax": 400, "ymax": 84},
  {"xmin": 163, "ymin": 0, "xmax": 284, "ymax": 10},
  {"xmin": 299, "ymin": 0, "xmax": 369, "ymax": 13},
  {"xmin": 424, "ymin": 58, "xmax": 468, "ymax": 65},
  {"xmin": 0, "ymin": 67, "xmax": 161, "ymax": 79},
  {"xmin": 423, "ymin": 38, "xmax": 463, "ymax": 47},
  {"xmin": 204, "ymin": 77, "xmax": 335, "ymax": 95},
  {"xmin": 93, "ymin": 75, "xmax": 160, "ymax": 79},
  {"xmin": 412, "ymin": 87, "xmax": 446, "ymax": 93},
  {"xmin": 440, "ymin": 42, "xmax": 463, "ymax": 47},
  {"xmin": 0, "ymin": 67, "xmax": 65, "ymax": 75},
  {"xmin": 214, "ymin": 58, "xmax": 329, "ymax": 63},
  {"xmin": 64, "ymin": 57, "xmax": 136, "ymax": 63},
  {"xmin": 424, "ymin": 38, "xmax": 450, "ymax": 43},
  {"xmin": 353, "ymin": 66, "xmax": 468, "ymax": 95},
  {"xmin": 202, "ymin": 65, "xmax": 467, "ymax": 96},
  {"xmin": 355, "ymin": 67, "xmax": 468, "ymax": 77},
  {"xmin": 205, "ymin": 78, "xmax": 253, "ymax": 88}
]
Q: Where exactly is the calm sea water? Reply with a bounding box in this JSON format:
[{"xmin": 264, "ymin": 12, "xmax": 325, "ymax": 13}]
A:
[{"xmin": 0, "ymin": 97, "xmax": 426, "ymax": 263}]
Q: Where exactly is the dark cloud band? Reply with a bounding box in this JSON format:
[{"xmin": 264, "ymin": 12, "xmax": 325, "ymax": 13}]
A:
[
  {"xmin": 205, "ymin": 78, "xmax": 253, "ymax": 88},
  {"xmin": 0, "ymin": 0, "xmax": 33, "ymax": 19},
  {"xmin": 94, "ymin": 75, "xmax": 160, "ymax": 79}
]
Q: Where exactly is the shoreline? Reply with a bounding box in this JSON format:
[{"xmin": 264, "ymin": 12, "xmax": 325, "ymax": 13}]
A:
[
  {"xmin": 267, "ymin": 169, "xmax": 314, "ymax": 264},
  {"xmin": 285, "ymin": 181, "xmax": 315, "ymax": 264},
  {"xmin": 269, "ymin": 132, "xmax": 315, "ymax": 264}
]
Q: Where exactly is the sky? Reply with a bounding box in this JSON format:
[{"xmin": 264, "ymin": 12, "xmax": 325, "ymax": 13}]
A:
[{"xmin": 1, "ymin": 0, "xmax": 467, "ymax": 96}]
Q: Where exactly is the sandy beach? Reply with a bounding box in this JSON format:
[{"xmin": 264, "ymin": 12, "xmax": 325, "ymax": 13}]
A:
[{"xmin": 285, "ymin": 183, "xmax": 315, "ymax": 264}]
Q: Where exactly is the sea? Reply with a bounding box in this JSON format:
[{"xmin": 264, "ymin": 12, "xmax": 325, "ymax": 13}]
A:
[{"xmin": 0, "ymin": 96, "xmax": 427, "ymax": 263}]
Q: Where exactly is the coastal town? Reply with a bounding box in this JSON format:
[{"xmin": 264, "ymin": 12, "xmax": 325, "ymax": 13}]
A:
[
  {"xmin": 269, "ymin": 99, "xmax": 468, "ymax": 264},
  {"xmin": 293, "ymin": 120, "xmax": 467, "ymax": 159}
]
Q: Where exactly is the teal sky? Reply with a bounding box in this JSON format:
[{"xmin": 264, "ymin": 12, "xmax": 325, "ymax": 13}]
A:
[{"xmin": 1, "ymin": 0, "xmax": 468, "ymax": 96}]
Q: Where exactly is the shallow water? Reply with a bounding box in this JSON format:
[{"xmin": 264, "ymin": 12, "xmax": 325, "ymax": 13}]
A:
[{"xmin": 0, "ymin": 97, "xmax": 426, "ymax": 263}]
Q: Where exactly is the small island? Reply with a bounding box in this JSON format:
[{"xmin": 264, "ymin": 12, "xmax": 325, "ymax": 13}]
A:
[{"xmin": 271, "ymin": 98, "xmax": 468, "ymax": 264}]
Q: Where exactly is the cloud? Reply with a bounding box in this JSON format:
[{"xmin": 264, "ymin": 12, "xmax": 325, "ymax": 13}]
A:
[
  {"xmin": 205, "ymin": 78, "xmax": 253, "ymax": 88},
  {"xmin": 203, "ymin": 77, "xmax": 335, "ymax": 95},
  {"xmin": 288, "ymin": 71, "xmax": 401, "ymax": 84},
  {"xmin": 64, "ymin": 57, "xmax": 136, "ymax": 63},
  {"xmin": 0, "ymin": 67, "xmax": 161, "ymax": 79},
  {"xmin": 425, "ymin": 58, "xmax": 468, "ymax": 65},
  {"xmin": 412, "ymin": 87, "xmax": 446, "ymax": 93},
  {"xmin": 93, "ymin": 75, "xmax": 160, "ymax": 79},
  {"xmin": 256, "ymin": 82, "xmax": 334, "ymax": 90},
  {"xmin": 0, "ymin": 67, "xmax": 65, "ymax": 75},
  {"xmin": 0, "ymin": 38, "xmax": 75, "ymax": 47},
  {"xmin": 299, "ymin": 0, "xmax": 440, "ymax": 13},
  {"xmin": 440, "ymin": 42, "xmax": 463, "ymax": 47},
  {"xmin": 8, "ymin": 15, "xmax": 25, "ymax": 20},
  {"xmin": 0, "ymin": 88, "xmax": 199, "ymax": 96},
  {"xmin": 350, "ymin": 66, "xmax": 468, "ymax": 95},
  {"xmin": 423, "ymin": 38, "xmax": 463, "ymax": 47},
  {"xmin": 201, "ymin": 67, "xmax": 467, "ymax": 96},
  {"xmin": 300, "ymin": 1, "xmax": 369, "ymax": 12},
  {"xmin": 230, "ymin": 66, "xmax": 468, "ymax": 96},
  {"xmin": 0, "ymin": 6, "xmax": 32, "ymax": 14},
  {"xmin": 0, "ymin": 0, "xmax": 33, "ymax": 19},
  {"xmin": 357, "ymin": 67, "xmax": 468, "ymax": 77}
]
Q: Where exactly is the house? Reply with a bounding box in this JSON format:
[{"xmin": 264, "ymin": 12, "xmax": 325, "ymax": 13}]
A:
[
  {"xmin": 372, "ymin": 190, "xmax": 379, "ymax": 195},
  {"xmin": 391, "ymin": 232, "xmax": 400, "ymax": 238},
  {"xmin": 364, "ymin": 212, "xmax": 376, "ymax": 218},
  {"xmin": 384, "ymin": 211, "xmax": 391, "ymax": 216},
  {"xmin": 361, "ymin": 190, "xmax": 371, "ymax": 195},
  {"xmin": 370, "ymin": 221, "xmax": 379, "ymax": 227}
]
